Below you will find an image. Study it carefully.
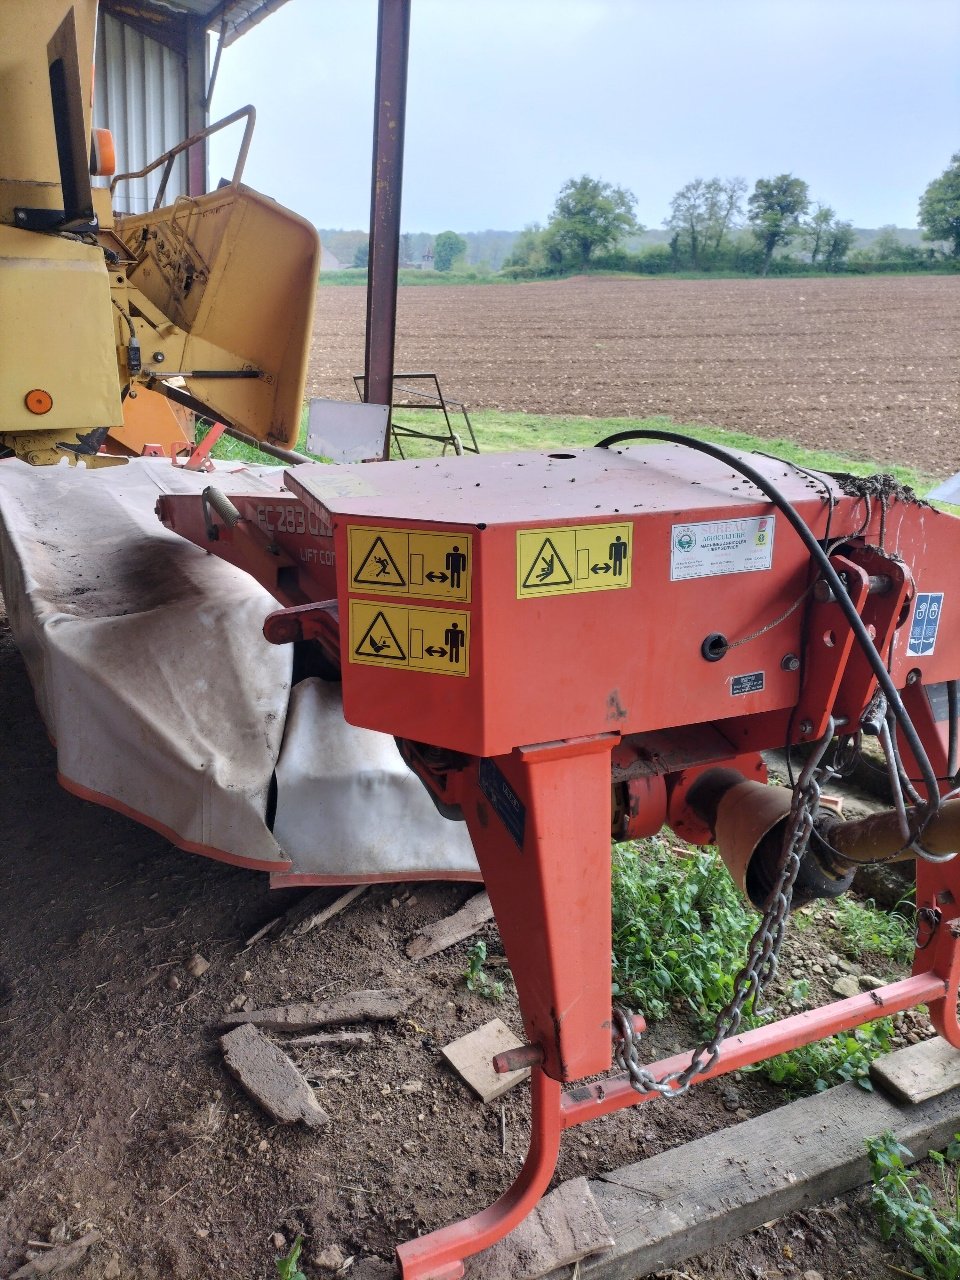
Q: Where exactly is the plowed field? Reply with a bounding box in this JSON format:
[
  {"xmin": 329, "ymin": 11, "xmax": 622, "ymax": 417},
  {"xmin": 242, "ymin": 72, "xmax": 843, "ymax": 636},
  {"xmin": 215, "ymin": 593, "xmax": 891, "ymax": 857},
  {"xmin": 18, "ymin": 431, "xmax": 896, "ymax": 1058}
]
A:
[{"xmin": 309, "ymin": 274, "xmax": 960, "ymax": 477}]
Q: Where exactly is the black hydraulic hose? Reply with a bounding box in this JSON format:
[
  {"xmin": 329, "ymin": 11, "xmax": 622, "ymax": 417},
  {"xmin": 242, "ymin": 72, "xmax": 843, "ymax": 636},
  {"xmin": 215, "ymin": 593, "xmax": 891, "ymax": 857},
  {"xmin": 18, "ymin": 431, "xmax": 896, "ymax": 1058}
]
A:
[{"xmin": 594, "ymin": 428, "xmax": 942, "ymax": 820}]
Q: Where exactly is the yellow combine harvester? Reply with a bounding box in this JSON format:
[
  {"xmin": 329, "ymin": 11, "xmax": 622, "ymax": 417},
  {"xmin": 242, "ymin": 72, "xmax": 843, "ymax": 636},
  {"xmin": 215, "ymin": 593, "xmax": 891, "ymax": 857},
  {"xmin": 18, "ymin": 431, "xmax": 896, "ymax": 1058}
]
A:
[{"xmin": 1, "ymin": 0, "xmax": 319, "ymax": 467}]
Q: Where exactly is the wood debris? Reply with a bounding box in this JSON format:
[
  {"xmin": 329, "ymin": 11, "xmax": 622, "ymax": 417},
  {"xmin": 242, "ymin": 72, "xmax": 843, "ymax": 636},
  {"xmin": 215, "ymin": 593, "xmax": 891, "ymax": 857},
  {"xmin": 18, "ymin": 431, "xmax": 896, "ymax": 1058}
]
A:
[
  {"xmin": 220, "ymin": 1023, "xmax": 329, "ymax": 1127},
  {"xmin": 870, "ymin": 1036, "xmax": 960, "ymax": 1104},
  {"xmin": 406, "ymin": 891, "xmax": 492, "ymax": 960},
  {"xmin": 284, "ymin": 1030, "xmax": 374, "ymax": 1049},
  {"xmin": 441, "ymin": 1018, "xmax": 529, "ymax": 1103},
  {"xmin": 11, "ymin": 1230, "xmax": 101, "ymax": 1278},
  {"xmin": 286, "ymin": 884, "xmax": 367, "ymax": 938},
  {"xmin": 243, "ymin": 884, "xmax": 367, "ymax": 949},
  {"xmin": 222, "ymin": 989, "xmax": 413, "ymax": 1032}
]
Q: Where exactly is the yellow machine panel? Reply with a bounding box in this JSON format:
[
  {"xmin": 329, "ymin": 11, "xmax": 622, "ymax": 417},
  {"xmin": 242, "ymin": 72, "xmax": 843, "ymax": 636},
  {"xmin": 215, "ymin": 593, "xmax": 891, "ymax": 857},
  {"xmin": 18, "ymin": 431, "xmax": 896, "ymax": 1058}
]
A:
[
  {"xmin": 0, "ymin": 225, "xmax": 123, "ymax": 448},
  {"xmin": 0, "ymin": 0, "xmax": 97, "ymax": 224},
  {"xmin": 117, "ymin": 185, "xmax": 320, "ymax": 450}
]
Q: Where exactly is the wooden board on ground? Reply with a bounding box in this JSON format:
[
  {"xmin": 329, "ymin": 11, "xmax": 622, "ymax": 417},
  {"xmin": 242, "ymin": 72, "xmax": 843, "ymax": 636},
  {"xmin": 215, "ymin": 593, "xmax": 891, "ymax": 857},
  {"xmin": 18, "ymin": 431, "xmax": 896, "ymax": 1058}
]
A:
[
  {"xmin": 870, "ymin": 1036, "xmax": 960, "ymax": 1104},
  {"xmin": 406, "ymin": 891, "xmax": 493, "ymax": 960},
  {"xmin": 441, "ymin": 1018, "xmax": 529, "ymax": 1103},
  {"xmin": 465, "ymin": 1177, "xmax": 613, "ymax": 1280},
  {"xmin": 222, "ymin": 989, "xmax": 412, "ymax": 1032},
  {"xmin": 220, "ymin": 1023, "xmax": 329, "ymax": 1127},
  {"xmin": 569, "ymin": 1041, "xmax": 960, "ymax": 1280}
]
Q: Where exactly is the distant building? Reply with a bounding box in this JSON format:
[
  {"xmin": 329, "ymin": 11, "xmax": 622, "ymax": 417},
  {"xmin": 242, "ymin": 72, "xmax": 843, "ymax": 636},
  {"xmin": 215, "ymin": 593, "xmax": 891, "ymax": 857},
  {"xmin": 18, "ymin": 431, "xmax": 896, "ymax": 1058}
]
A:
[{"xmin": 320, "ymin": 245, "xmax": 343, "ymax": 272}]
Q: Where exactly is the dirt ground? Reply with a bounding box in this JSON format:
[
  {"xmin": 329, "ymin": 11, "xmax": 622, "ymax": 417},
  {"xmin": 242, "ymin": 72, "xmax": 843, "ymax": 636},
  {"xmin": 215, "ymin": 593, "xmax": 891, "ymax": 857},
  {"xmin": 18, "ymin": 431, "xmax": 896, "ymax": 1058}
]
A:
[
  {"xmin": 2, "ymin": 273, "xmax": 959, "ymax": 1279},
  {"xmin": 309, "ymin": 275, "xmax": 960, "ymax": 478}
]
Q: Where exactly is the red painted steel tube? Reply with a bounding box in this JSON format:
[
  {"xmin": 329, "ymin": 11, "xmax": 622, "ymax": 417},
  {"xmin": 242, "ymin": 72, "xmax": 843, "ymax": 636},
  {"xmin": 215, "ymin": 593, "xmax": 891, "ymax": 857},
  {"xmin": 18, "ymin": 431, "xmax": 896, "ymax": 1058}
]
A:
[
  {"xmin": 491, "ymin": 1016, "xmax": 648, "ymax": 1075},
  {"xmin": 396, "ymin": 1070, "xmax": 563, "ymax": 1280},
  {"xmin": 559, "ymin": 972, "xmax": 946, "ymax": 1128}
]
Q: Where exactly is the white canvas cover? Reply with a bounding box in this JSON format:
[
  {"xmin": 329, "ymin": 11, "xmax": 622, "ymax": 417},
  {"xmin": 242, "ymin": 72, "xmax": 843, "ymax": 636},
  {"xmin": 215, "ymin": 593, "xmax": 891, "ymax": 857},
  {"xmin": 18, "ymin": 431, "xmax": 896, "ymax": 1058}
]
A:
[{"xmin": 0, "ymin": 457, "xmax": 479, "ymax": 882}]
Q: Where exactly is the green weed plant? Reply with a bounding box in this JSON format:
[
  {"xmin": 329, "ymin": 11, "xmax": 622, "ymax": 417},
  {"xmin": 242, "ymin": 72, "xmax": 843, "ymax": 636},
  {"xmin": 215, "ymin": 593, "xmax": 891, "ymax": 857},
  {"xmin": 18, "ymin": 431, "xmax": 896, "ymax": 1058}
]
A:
[
  {"xmin": 274, "ymin": 1235, "xmax": 307, "ymax": 1280},
  {"xmin": 868, "ymin": 1131, "xmax": 960, "ymax": 1278},
  {"xmin": 463, "ymin": 940, "xmax": 504, "ymax": 1002},
  {"xmin": 612, "ymin": 837, "xmax": 901, "ymax": 1094}
]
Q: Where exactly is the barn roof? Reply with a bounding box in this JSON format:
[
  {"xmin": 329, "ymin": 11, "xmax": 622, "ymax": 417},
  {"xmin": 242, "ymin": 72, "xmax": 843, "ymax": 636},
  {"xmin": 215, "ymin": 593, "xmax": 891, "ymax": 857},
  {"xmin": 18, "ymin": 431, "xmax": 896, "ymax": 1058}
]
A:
[{"xmin": 99, "ymin": 1, "xmax": 291, "ymax": 52}]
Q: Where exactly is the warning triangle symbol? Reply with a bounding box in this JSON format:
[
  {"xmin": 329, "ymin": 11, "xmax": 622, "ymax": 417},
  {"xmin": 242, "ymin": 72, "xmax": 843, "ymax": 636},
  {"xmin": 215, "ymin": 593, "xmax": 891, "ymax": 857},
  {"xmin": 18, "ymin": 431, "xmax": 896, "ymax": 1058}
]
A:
[
  {"xmin": 354, "ymin": 537, "xmax": 406, "ymax": 588},
  {"xmin": 355, "ymin": 610, "xmax": 406, "ymax": 661},
  {"xmin": 521, "ymin": 536, "xmax": 574, "ymax": 590}
]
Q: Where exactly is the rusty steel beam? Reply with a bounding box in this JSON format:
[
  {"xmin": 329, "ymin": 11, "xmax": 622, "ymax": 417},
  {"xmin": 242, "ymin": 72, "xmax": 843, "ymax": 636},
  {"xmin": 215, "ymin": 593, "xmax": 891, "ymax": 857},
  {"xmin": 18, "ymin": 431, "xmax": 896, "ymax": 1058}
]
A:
[{"xmin": 363, "ymin": 0, "xmax": 411, "ymax": 459}]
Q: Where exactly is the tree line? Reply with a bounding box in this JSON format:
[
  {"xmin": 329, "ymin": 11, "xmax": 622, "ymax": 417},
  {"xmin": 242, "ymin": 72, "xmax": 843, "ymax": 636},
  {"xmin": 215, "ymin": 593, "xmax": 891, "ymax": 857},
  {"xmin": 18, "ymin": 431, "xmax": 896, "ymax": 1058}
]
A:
[
  {"xmin": 503, "ymin": 154, "xmax": 960, "ymax": 278},
  {"xmin": 319, "ymin": 151, "xmax": 960, "ymax": 279}
]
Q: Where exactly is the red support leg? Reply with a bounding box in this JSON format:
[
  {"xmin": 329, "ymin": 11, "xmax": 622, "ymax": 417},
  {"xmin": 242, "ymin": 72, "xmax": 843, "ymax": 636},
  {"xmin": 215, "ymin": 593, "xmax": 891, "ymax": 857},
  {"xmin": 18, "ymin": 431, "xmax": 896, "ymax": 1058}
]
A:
[
  {"xmin": 915, "ymin": 843, "xmax": 960, "ymax": 1048},
  {"xmin": 395, "ymin": 1070, "xmax": 563, "ymax": 1280}
]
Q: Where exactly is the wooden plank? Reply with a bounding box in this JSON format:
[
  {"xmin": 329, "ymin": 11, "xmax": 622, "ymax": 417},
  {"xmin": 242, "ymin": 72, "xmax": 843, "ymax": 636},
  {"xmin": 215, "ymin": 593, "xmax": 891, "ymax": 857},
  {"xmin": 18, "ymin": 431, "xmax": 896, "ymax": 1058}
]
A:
[
  {"xmin": 441, "ymin": 1018, "xmax": 529, "ymax": 1103},
  {"xmin": 406, "ymin": 891, "xmax": 493, "ymax": 960},
  {"xmin": 871, "ymin": 1036, "xmax": 960, "ymax": 1104},
  {"xmin": 465, "ymin": 1177, "xmax": 613, "ymax": 1280},
  {"xmin": 568, "ymin": 1051, "xmax": 960, "ymax": 1280},
  {"xmin": 220, "ymin": 1024, "xmax": 329, "ymax": 1127},
  {"xmin": 222, "ymin": 989, "xmax": 413, "ymax": 1032}
]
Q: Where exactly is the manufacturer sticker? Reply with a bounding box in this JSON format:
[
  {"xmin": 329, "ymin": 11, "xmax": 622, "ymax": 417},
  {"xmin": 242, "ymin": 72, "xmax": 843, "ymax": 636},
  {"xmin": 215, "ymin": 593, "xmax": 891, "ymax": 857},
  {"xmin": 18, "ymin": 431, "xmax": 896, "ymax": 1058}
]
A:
[
  {"xmin": 349, "ymin": 600, "xmax": 469, "ymax": 676},
  {"xmin": 670, "ymin": 516, "xmax": 774, "ymax": 582},
  {"xmin": 516, "ymin": 522, "xmax": 631, "ymax": 599},
  {"xmin": 731, "ymin": 671, "xmax": 765, "ymax": 696},
  {"xmin": 907, "ymin": 592, "xmax": 944, "ymax": 657},
  {"xmin": 349, "ymin": 526, "xmax": 471, "ymax": 601},
  {"xmin": 478, "ymin": 758, "xmax": 526, "ymax": 849}
]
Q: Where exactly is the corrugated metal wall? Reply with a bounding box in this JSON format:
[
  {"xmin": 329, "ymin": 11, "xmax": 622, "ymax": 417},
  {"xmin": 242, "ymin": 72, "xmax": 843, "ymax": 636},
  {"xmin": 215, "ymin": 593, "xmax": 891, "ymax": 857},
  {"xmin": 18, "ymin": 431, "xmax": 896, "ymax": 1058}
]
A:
[{"xmin": 93, "ymin": 13, "xmax": 188, "ymax": 215}]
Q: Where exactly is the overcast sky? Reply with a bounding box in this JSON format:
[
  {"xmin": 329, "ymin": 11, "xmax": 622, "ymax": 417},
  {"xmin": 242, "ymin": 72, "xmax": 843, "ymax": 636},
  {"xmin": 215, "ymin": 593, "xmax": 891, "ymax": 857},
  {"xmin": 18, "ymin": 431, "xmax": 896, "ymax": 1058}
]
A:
[{"xmin": 209, "ymin": 0, "xmax": 960, "ymax": 233}]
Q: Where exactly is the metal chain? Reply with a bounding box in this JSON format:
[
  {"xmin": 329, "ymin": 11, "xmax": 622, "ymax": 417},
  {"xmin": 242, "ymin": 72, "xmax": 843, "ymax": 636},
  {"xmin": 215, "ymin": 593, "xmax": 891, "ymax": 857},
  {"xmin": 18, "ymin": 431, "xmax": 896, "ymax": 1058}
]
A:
[
  {"xmin": 726, "ymin": 583, "xmax": 814, "ymax": 650},
  {"xmin": 612, "ymin": 719, "xmax": 836, "ymax": 1098}
]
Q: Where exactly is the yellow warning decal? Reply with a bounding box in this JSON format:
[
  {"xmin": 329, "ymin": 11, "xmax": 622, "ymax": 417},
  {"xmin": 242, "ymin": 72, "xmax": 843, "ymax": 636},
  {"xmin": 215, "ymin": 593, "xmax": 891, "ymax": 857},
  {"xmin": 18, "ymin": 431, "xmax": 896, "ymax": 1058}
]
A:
[
  {"xmin": 349, "ymin": 600, "xmax": 470, "ymax": 676},
  {"xmin": 349, "ymin": 526, "xmax": 471, "ymax": 601},
  {"xmin": 517, "ymin": 523, "xmax": 632, "ymax": 599}
]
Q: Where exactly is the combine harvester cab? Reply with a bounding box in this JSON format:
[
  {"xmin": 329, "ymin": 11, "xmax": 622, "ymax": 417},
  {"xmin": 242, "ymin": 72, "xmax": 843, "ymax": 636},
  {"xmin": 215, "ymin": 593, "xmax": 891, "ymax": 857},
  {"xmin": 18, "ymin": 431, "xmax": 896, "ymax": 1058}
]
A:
[{"xmin": 0, "ymin": 0, "xmax": 478, "ymax": 885}]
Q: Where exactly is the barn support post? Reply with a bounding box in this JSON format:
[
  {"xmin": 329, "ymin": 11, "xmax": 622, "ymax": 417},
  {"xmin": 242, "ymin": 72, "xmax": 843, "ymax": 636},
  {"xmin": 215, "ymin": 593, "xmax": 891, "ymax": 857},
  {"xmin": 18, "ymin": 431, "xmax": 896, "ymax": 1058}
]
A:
[
  {"xmin": 363, "ymin": 0, "xmax": 411, "ymax": 458},
  {"xmin": 184, "ymin": 16, "xmax": 208, "ymax": 196}
]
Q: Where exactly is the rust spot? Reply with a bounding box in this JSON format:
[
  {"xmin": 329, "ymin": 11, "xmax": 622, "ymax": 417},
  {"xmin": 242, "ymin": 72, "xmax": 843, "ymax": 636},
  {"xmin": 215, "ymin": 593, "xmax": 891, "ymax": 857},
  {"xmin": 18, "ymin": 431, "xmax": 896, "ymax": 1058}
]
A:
[
  {"xmin": 606, "ymin": 689, "xmax": 628, "ymax": 721},
  {"xmin": 474, "ymin": 800, "xmax": 489, "ymax": 828},
  {"xmin": 551, "ymin": 1008, "xmax": 568, "ymax": 1077}
]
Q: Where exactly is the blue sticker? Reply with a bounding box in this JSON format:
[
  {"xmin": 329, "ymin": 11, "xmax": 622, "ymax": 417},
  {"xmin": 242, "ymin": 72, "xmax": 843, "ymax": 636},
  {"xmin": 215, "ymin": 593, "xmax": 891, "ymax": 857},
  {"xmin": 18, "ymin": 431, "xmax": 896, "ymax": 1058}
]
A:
[
  {"xmin": 478, "ymin": 758, "xmax": 526, "ymax": 850},
  {"xmin": 907, "ymin": 592, "xmax": 944, "ymax": 657}
]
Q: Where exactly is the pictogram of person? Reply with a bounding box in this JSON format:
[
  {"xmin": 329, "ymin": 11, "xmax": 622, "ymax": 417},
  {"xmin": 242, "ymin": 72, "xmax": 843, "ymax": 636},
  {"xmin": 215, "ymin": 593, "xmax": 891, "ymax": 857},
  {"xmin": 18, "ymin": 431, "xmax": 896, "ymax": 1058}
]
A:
[
  {"xmin": 444, "ymin": 621, "xmax": 465, "ymax": 664},
  {"xmin": 609, "ymin": 534, "xmax": 628, "ymax": 576},
  {"xmin": 445, "ymin": 545, "xmax": 467, "ymax": 589},
  {"xmin": 536, "ymin": 553, "xmax": 555, "ymax": 582}
]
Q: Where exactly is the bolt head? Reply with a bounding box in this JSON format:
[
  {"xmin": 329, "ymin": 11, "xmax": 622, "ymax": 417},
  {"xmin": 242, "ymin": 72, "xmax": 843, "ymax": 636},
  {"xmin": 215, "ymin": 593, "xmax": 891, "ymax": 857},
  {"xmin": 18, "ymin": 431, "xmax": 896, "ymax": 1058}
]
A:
[
  {"xmin": 799, "ymin": 719, "xmax": 814, "ymax": 736},
  {"xmin": 781, "ymin": 654, "xmax": 801, "ymax": 672}
]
